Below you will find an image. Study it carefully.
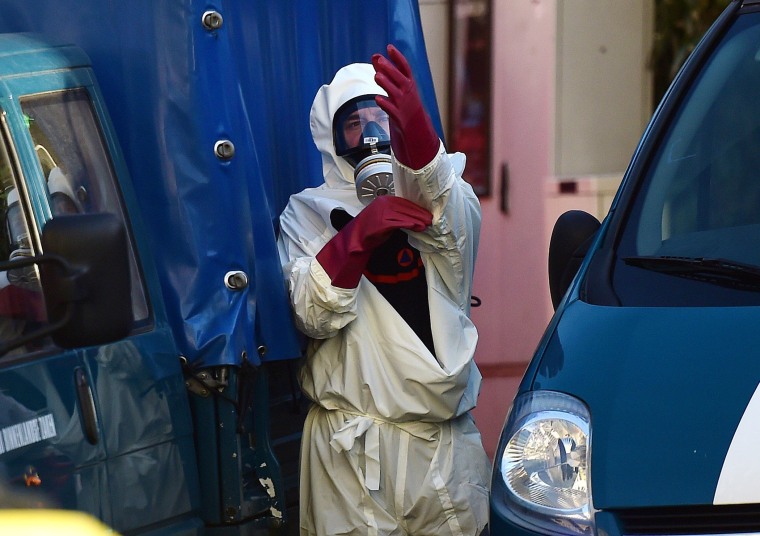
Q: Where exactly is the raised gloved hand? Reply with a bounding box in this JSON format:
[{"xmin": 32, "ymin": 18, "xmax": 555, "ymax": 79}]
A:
[
  {"xmin": 372, "ymin": 44, "xmax": 440, "ymax": 170},
  {"xmin": 315, "ymin": 195, "xmax": 432, "ymax": 289}
]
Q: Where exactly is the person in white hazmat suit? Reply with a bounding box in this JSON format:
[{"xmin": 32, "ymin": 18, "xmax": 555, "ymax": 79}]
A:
[{"xmin": 277, "ymin": 45, "xmax": 490, "ymax": 535}]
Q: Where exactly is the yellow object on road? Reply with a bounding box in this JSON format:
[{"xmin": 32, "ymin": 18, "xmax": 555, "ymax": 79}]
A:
[{"xmin": 0, "ymin": 510, "xmax": 118, "ymax": 535}]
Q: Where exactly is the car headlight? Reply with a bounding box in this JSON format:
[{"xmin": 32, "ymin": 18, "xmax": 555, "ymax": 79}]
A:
[{"xmin": 494, "ymin": 390, "xmax": 593, "ymax": 535}]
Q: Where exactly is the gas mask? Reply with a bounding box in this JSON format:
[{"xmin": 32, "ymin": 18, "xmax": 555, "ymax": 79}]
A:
[{"xmin": 333, "ymin": 95, "xmax": 395, "ymax": 205}]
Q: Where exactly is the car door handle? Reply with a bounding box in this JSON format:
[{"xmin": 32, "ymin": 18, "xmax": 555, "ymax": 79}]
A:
[{"xmin": 75, "ymin": 367, "xmax": 99, "ymax": 445}]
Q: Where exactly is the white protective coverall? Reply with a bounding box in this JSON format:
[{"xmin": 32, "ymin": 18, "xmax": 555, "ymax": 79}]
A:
[{"xmin": 277, "ymin": 62, "xmax": 490, "ymax": 536}]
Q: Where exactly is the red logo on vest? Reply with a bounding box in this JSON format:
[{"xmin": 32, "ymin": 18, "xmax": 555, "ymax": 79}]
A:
[{"xmin": 397, "ymin": 248, "xmax": 415, "ymax": 268}]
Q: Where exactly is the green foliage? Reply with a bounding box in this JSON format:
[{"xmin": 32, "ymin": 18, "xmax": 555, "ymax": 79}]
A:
[{"xmin": 651, "ymin": 0, "xmax": 732, "ymax": 103}]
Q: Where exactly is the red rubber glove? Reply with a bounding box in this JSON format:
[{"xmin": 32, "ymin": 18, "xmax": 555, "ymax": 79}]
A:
[
  {"xmin": 372, "ymin": 44, "xmax": 440, "ymax": 170},
  {"xmin": 316, "ymin": 195, "xmax": 432, "ymax": 289}
]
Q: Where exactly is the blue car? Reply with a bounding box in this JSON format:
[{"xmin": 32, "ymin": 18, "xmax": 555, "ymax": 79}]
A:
[{"xmin": 490, "ymin": 1, "xmax": 760, "ymax": 534}]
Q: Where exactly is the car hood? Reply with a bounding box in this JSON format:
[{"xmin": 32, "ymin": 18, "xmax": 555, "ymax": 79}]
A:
[{"xmin": 531, "ymin": 298, "xmax": 760, "ymax": 509}]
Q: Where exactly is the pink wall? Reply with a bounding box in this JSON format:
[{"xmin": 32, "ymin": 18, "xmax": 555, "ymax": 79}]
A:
[{"xmin": 469, "ymin": 1, "xmax": 557, "ymax": 459}]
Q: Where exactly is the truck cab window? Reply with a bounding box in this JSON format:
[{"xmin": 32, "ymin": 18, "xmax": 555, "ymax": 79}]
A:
[{"xmin": 20, "ymin": 89, "xmax": 149, "ymax": 323}]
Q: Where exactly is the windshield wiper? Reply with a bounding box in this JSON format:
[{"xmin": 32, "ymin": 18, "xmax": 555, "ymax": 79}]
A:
[{"xmin": 622, "ymin": 255, "xmax": 760, "ymax": 290}]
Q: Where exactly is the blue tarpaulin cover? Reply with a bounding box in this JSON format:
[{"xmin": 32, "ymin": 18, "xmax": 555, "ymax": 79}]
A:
[{"xmin": 0, "ymin": 0, "xmax": 442, "ymax": 368}]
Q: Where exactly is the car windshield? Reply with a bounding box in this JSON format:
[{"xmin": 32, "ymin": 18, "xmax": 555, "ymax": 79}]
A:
[{"xmin": 610, "ymin": 11, "xmax": 760, "ymax": 306}]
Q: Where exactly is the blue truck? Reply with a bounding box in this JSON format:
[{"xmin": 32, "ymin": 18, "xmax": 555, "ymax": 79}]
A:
[{"xmin": 0, "ymin": 1, "xmax": 444, "ymax": 534}]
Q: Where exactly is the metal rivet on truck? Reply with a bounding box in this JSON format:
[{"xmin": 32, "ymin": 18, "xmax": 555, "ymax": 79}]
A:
[
  {"xmin": 201, "ymin": 10, "xmax": 224, "ymax": 31},
  {"xmin": 214, "ymin": 139, "xmax": 235, "ymax": 160},
  {"xmin": 224, "ymin": 270, "xmax": 248, "ymax": 290}
]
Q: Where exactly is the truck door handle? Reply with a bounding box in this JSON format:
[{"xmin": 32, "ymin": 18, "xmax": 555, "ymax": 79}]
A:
[{"xmin": 75, "ymin": 367, "xmax": 100, "ymax": 445}]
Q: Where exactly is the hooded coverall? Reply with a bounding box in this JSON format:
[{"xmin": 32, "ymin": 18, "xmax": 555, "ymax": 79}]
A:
[{"xmin": 277, "ymin": 61, "xmax": 490, "ymax": 536}]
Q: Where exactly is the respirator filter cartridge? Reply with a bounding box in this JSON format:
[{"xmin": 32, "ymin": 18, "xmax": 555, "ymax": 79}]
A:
[{"xmin": 354, "ymin": 153, "xmax": 394, "ymax": 206}]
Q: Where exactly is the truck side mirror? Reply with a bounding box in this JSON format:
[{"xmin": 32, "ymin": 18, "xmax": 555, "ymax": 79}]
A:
[
  {"xmin": 0, "ymin": 213, "xmax": 133, "ymax": 356},
  {"xmin": 40, "ymin": 213, "xmax": 133, "ymax": 349},
  {"xmin": 548, "ymin": 210, "xmax": 601, "ymax": 310}
]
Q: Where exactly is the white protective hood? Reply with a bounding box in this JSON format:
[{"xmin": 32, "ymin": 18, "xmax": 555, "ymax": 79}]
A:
[{"xmin": 309, "ymin": 63, "xmax": 387, "ymax": 189}]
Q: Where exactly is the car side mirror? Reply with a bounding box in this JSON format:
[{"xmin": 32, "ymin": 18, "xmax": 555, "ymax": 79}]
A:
[
  {"xmin": 548, "ymin": 210, "xmax": 601, "ymax": 310},
  {"xmin": 0, "ymin": 213, "xmax": 133, "ymax": 355}
]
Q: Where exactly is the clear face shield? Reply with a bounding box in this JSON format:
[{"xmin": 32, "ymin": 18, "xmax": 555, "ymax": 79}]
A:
[{"xmin": 333, "ymin": 95, "xmax": 395, "ymax": 205}]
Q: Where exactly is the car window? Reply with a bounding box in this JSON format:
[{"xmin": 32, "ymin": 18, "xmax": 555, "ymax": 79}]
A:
[
  {"xmin": 624, "ymin": 13, "xmax": 760, "ymax": 265},
  {"xmin": 606, "ymin": 12, "xmax": 760, "ymax": 307},
  {"xmin": 20, "ymin": 89, "xmax": 149, "ymax": 323}
]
